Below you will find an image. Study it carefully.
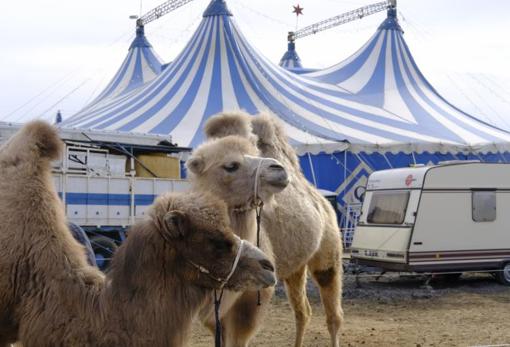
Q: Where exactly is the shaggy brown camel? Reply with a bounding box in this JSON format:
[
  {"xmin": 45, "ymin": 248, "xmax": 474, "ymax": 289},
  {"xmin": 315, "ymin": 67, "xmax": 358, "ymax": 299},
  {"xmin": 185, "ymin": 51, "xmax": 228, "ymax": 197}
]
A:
[
  {"xmin": 204, "ymin": 112, "xmax": 344, "ymax": 347},
  {"xmin": 0, "ymin": 121, "xmax": 276, "ymax": 347},
  {"xmin": 187, "ymin": 134, "xmax": 289, "ymax": 347}
]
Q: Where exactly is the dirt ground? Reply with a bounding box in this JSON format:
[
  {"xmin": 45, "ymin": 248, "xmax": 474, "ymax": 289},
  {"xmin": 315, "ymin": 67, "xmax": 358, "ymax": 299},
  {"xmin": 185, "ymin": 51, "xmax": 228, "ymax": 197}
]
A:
[{"xmin": 190, "ymin": 273, "xmax": 510, "ymax": 347}]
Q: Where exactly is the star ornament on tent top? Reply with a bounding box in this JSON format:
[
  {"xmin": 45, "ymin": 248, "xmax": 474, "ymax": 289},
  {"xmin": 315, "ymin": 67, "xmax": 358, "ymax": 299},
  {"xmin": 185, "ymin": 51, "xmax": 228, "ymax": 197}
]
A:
[{"xmin": 293, "ymin": 4, "xmax": 304, "ymax": 16}]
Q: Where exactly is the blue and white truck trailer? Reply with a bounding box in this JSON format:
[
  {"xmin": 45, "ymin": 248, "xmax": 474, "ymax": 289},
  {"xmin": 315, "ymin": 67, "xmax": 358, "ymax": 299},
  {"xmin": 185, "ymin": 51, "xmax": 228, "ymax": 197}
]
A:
[{"xmin": 0, "ymin": 123, "xmax": 191, "ymax": 269}]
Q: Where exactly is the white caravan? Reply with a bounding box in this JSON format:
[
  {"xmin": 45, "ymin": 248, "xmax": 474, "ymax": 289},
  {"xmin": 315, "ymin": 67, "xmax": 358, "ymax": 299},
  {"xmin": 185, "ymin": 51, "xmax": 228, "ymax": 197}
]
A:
[{"xmin": 351, "ymin": 162, "xmax": 510, "ymax": 285}]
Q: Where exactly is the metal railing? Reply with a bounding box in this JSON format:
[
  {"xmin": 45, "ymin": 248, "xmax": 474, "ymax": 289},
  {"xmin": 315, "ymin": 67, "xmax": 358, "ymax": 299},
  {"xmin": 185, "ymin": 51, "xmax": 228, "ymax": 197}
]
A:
[{"xmin": 340, "ymin": 203, "xmax": 362, "ymax": 249}]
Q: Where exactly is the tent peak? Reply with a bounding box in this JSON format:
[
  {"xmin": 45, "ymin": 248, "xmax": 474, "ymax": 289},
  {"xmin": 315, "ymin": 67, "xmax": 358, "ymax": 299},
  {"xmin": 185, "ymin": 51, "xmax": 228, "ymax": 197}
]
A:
[
  {"xmin": 378, "ymin": 7, "xmax": 403, "ymax": 32},
  {"xmin": 203, "ymin": 0, "xmax": 232, "ymax": 17},
  {"xmin": 129, "ymin": 25, "xmax": 152, "ymax": 49},
  {"xmin": 279, "ymin": 41, "xmax": 303, "ymax": 69}
]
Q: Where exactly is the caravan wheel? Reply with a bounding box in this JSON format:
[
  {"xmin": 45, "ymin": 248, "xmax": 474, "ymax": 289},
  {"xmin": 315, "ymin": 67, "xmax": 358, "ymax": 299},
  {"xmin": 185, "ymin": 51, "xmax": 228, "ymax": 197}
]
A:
[{"xmin": 496, "ymin": 262, "xmax": 510, "ymax": 286}]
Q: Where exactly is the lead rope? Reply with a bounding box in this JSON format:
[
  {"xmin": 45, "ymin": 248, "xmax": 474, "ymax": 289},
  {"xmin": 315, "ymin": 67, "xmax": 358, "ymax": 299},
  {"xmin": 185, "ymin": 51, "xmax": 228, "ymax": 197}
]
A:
[
  {"xmin": 253, "ymin": 159, "xmax": 265, "ymax": 306},
  {"xmin": 255, "ymin": 202, "xmax": 263, "ymax": 306},
  {"xmin": 213, "ymin": 240, "xmax": 245, "ymax": 347},
  {"xmin": 214, "ymin": 289, "xmax": 224, "ymax": 347}
]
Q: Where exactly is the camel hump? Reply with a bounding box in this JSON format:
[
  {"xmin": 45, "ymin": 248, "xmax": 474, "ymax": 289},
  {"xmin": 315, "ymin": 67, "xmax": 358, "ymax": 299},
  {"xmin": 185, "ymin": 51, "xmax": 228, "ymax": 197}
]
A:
[
  {"xmin": 251, "ymin": 113, "xmax": 278, "ymax": 146},
  {"xmin": 204, "ymin": 112, "xmax": 252, "ymax": 139},
  {"xmin": 11, "ymin": 120, "xmax": 63, "ymax": 161}
]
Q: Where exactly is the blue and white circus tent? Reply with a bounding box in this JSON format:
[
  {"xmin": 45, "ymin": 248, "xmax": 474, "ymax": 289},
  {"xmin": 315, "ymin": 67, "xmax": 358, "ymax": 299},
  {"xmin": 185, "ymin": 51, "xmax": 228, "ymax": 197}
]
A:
[
  {"xmin": 283, "ymin": 6, "xmax": 510, "ymax": 207},
  {"xmin": 84, "ymin": 25, "xmax": 163, "ymax": 109},
  {"xmin": 279, "ymin": 40, "xmax": 317, "ymax": 75},
  {"xmin": 63, "ymin": 0, "xmax": 510, "ymax": 212}
]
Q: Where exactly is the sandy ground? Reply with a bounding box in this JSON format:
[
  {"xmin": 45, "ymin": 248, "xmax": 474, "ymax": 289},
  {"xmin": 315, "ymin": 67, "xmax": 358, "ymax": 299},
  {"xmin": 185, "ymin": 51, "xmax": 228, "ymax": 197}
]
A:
[{"xmin": 190, "ymin": 273, "xmax": 510, "ymax": 347}]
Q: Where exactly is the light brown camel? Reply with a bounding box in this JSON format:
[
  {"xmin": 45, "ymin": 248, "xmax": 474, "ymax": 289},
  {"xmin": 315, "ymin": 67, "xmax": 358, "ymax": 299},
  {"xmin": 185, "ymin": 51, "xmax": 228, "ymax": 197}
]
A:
[
  {"xmin": 186, "ymin": 134, "xmax": 289, "ymax": 347},
  {"xmin": 0, "ymin": 121, "xmax": 276, "ymax": 347},
  {"xmin": 204, "ymin": 112, "xmax": 344, "ymax": 347}
]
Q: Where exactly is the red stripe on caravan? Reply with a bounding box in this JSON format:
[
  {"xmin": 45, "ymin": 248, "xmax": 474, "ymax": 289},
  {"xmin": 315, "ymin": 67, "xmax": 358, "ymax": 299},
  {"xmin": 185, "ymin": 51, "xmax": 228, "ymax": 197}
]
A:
[{"xmin": 409, "ymin": 249, "xmax": 510, "ymax": 260}]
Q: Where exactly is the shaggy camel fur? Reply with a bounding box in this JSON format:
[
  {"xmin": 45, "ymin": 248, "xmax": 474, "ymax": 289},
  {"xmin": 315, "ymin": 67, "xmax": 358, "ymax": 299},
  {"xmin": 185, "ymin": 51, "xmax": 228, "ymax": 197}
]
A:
[
  {"xmin": 187, "ymin": 135, "xmax": 289, "ymax": 347},
  {"xmin": 0, "ymin": 121, "xmax": 276, "ymax": 347},
  {"xmin": 205, "ymin": 112, "xmax": 344, "ymax": 347}
]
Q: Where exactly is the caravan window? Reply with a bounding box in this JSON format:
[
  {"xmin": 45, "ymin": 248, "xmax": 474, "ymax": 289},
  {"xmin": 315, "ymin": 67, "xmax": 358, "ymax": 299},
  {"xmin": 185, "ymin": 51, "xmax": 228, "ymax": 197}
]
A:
[
  {"xmin": 367, "ymin": 191, "xmax": 410, "ymax": 225},
  {"xmin": 472, "ymin": 191, "xmax": 496, "ymax": 222}
]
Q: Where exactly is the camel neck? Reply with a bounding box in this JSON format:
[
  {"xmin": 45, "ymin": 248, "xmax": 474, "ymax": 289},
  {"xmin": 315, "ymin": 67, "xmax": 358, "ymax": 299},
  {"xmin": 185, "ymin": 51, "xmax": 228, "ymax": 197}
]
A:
[
  {"xmin": 105, "ymin": 230, "xmax": 210, "ymax": 346},
  {"xmin": 105, "ymin": 272, "xmax": 208, "ymax": 346},
  {"xmin": 229, "ymin": 208, "xmax": 258, "ymax": 243}
]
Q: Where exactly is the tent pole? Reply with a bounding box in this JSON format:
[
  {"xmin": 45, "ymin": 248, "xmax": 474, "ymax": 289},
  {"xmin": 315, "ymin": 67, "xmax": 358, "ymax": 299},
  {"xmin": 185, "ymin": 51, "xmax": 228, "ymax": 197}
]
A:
[
  {"xmin": 307, "ymin": 152, "xmax": 318, "ymax": 187},
  {"xmin": 495, "ymin": 144, "xmax": 507, "ymax": 163},
  {"xmin": 343, "ymin": 150, "xmax": 347, "ymax": 201},
  {"xmin": 382, "ymin": 152, "xmax": 393, "ymax": 168}
]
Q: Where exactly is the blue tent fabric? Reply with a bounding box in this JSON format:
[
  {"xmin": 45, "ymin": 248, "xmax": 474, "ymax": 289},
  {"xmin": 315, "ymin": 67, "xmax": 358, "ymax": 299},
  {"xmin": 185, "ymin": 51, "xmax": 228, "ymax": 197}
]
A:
[{"xmin": 62, "ymin": 0, "xmax": 510, "ymax": 156}]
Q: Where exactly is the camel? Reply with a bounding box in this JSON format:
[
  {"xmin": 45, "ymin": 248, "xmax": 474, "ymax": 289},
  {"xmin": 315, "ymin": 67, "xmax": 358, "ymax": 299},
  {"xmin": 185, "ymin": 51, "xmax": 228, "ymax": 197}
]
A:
[
  {"xmin": 0, "ymin": 121, "xmax": 276, "ymax": 347},
  {"xmin": 186, "ymin": 134, "xmax": 289, "ymax": 347},
  {"xmin": 204, "ymin": 112, "xmax": 344, "ymax": 347}
]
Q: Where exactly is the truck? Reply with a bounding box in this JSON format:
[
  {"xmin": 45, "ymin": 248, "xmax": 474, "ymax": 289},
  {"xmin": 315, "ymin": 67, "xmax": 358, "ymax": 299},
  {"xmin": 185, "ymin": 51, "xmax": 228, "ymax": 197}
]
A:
[
  {"xmin": 350, "ymin": 161, "xmax": 510, "ymax": 285},
  {"xmin": 0, "ymin": 122, "xmax": 191, "ymax": 269}
]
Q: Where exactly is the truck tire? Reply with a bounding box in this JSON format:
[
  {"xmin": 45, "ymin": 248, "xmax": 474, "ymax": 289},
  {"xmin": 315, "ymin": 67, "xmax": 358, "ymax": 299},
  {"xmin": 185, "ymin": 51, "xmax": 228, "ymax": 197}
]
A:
[
  {"xmin": 496, "ymin": 262, "xmax": 510, "ymax": 286},
  {"xmin": 90, "ymin": 236, "xmax": 118, "ymax": 271},
  {"xmin": 68, "ymin": 222, "xmax": 96, "ymax": 267}
]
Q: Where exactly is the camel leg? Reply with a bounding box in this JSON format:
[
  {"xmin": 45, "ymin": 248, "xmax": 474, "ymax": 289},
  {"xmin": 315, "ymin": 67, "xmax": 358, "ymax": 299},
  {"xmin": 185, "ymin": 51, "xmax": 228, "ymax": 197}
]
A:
[
  {"xmin": 308, "ymin": 242, "xmax": 344, "ymax": 347},
  {"xmin": 284, "ymin": 266, "xmax": 312, "ymax": 347},
  {"xmin": 221, "ymin": 287, "xmax": 273, "ymax": 347}
]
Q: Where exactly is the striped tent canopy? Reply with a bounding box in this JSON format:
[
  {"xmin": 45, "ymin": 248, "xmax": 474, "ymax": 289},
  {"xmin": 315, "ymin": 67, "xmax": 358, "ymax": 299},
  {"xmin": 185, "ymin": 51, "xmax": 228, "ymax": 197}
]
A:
[
  {"xmin": 63, "ymin": 0, "xmax": 510, "ymax": 154},
  {"xmin": 85, "ymin": 25, "xmax": 163, "ymax": 107},
  {"xmin": 301, "ymin": 8, "xmax": 510, "ymax": 150}
]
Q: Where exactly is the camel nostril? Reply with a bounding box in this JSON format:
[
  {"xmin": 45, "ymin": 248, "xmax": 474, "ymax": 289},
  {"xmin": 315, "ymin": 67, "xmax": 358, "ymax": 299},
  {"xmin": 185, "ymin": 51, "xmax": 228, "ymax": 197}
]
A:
[
  {"xmin": 259, "ymin": 259, "xmax": 275, "ymax": 272},
  {"xmin": 269, "ymin": 164, "xmax": 284, "ymax": 170}
]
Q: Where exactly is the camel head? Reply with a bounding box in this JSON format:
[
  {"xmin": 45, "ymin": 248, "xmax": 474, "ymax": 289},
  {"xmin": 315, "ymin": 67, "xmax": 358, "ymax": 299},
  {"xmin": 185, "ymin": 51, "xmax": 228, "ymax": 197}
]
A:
[
  {"xmin": 149, "ymin": 192, "xmax": 276, "ymax": 291},
  {"xmin": 186, "ymin": 136, "xmax": 289, "ymax": 208}
]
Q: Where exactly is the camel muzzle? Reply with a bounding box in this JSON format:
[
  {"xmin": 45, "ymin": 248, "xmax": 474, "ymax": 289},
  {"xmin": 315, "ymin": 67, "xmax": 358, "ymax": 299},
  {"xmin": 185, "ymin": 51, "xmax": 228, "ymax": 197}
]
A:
[
  {"xmin": 257, "ymin": 259, "xmax": 277, "ymax": 288},
  {"xmin": 239, "ymin": 241, "xmax": 277, "ymax": 288},
  {"xmin": 263, "ymin": 163, "xmax": 290, "ymax": 190}
]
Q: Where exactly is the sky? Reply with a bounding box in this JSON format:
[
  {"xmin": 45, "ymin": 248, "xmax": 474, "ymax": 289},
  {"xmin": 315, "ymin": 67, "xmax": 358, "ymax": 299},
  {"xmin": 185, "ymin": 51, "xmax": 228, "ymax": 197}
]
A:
[{"xmin": 1, "ymin": 0, "xmax": 509, "ymax": 129}]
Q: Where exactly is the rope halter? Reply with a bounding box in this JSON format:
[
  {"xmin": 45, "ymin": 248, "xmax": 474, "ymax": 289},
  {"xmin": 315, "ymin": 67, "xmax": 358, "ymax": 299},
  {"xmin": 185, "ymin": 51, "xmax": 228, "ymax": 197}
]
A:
[{"xmin": 187, "ymin": 239, "xmax": 245, "ymax": 289}]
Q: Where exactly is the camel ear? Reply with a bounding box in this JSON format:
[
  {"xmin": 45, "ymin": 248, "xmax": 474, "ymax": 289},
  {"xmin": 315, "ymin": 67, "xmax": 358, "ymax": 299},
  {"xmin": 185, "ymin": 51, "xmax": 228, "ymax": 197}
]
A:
[
  {"xmin": 186, "ymin": 156, "xmax": 205, "ymax": 175},
  {"xmin": 163, "ymin": 210, "xmax": 189, "ymax": 239}
]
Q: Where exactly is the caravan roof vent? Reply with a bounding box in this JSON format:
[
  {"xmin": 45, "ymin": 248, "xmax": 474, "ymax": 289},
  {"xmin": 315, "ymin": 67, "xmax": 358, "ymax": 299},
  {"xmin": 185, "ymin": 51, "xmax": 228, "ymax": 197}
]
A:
[{"xmin": 438, "ymin": 160, "xmax": 481, "ymax": 165}]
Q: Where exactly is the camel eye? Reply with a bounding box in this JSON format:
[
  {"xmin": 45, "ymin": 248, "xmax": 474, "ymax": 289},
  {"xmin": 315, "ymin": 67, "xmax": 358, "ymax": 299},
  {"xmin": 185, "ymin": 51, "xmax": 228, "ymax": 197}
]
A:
[
  {"xmin": 210, "ymin": 237, "xmax": 233, "ymax": 252},
  {"xmin": 223, "ymin": 162, "xmax": 240, "ymax": 173}
]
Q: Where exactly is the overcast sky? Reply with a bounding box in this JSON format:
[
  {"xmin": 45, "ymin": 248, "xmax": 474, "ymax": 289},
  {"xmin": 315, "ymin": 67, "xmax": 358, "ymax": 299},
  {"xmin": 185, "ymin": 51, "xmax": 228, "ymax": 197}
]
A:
[{"xmin": 1, "ymin": 0, "xmax": 509, "ymax": 128}]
